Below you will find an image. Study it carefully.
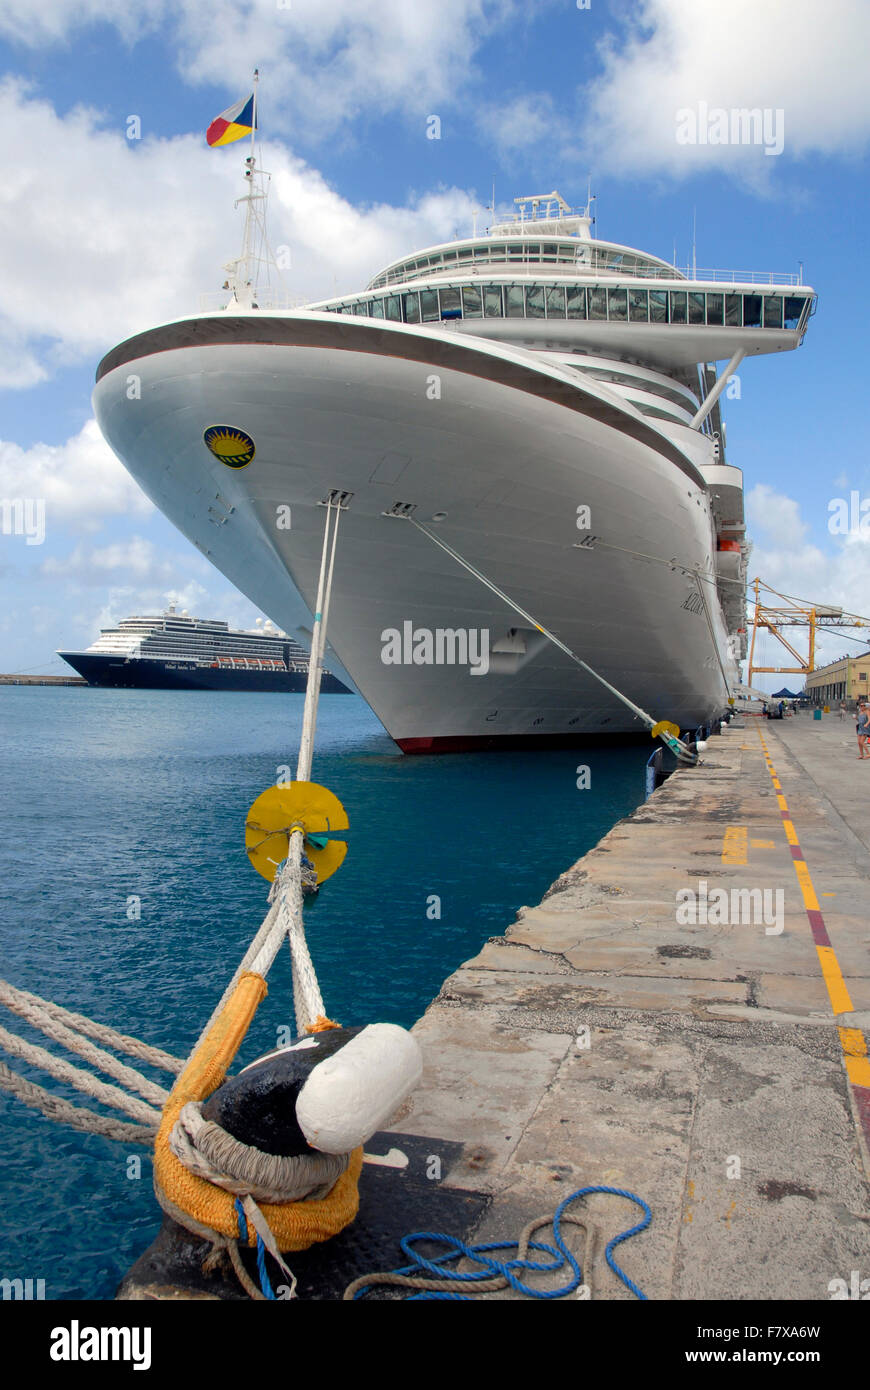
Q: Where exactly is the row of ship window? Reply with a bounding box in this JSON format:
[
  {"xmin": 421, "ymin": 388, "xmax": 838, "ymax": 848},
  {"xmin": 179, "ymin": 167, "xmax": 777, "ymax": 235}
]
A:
[
  {"xmin": 324, "ymin": 285, "xmax": 810, "ymax": 330},
  {"xmin": 143, "ymin": 639, "xmax": 297, "ymax": 656}
]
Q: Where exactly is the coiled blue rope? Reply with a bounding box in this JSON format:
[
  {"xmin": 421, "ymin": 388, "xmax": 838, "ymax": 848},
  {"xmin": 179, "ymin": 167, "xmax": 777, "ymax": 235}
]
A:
[
  {"xmin": 350, "ymin": 1185, "xmax": 651, "ymax": 1301},
  {"xmin": 234, "ymin": 1196, "xmax": 276, "ymax": 1301}
]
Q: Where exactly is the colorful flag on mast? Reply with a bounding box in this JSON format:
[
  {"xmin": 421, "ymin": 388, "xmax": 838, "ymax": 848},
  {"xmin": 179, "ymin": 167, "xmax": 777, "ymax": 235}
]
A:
[{"xmin": 206, "ymin": 93, "xmax": 257, "ymax": 147}]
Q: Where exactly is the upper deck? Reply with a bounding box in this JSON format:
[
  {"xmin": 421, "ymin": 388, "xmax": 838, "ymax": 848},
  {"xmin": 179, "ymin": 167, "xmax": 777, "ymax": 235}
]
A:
[
  {"xmin": 306, "ymin": 278, "xmax": 815, "ymax": 371},
  {"xmin": 305, "ymin": 191, "xmax": 815, "ymax": 370},
  {"xmin": 366, "ymin": 192, "xmax": 804, "ymax": 291}
]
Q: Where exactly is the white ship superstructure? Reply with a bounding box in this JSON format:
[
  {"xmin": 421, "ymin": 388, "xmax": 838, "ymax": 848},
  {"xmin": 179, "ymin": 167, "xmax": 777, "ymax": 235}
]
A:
[
  {"xmin": 69, "ymin": 606, "xmax": 304, "ymax": 666},
  {"xmin": 92, "ymin": 187, "xmax": 815, "ymax": 749},
  {"xmin": 58, "ymin": 606, "xmax": 349, "ymax": 691}
]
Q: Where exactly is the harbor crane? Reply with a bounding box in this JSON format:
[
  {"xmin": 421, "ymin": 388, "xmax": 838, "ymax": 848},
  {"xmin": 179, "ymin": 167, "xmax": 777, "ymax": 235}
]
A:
[{"xmin": 747, "ymin": 577, "xmax": 870, "ymax": 687}]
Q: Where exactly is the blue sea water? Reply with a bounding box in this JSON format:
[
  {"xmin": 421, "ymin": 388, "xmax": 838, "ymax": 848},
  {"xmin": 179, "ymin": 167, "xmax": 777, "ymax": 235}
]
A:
[{"xmin": 0, "ymin": 688, "xmax": 647, "ymax": 1299}]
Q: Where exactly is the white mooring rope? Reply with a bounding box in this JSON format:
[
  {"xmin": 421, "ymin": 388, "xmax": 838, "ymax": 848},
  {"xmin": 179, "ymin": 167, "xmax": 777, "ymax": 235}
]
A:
[
  {"xmin": 169, "ymin": 1100, "xmax": 348, "ymax": 1203},
  {"xmin": 0, "ymin": 978, "xmax": 180, "ymax": 1138},
  {"xmin": 189, "ymin": 495, "xmax": 343, "ymax": 1054},
  {"xmin": 397, "ymin": 514, "xmax": 700, "ymax": 763},
  {"xmin": 0, "ymin": 979, "xmax": 183, "ymax": 1073},
  {"xmin": 0, "ymin": 1024, "xmax": 163, "ymax": 1126},
  {"xmin": 0, "ymin": 980, "xmax": 169, "ymax": 1106},
  {"xmin": 0, "ymin": 1062, "xmax": 156, "ymax": 1144}
]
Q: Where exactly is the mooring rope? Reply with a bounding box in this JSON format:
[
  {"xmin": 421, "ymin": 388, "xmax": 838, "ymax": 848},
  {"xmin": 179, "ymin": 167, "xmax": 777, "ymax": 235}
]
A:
[
  {"xmin": 270, "ymin": 830, "xmax": 325, "ymax": 1036},
  {"xmin": 0, "ymin": 1062, "xmax": 156, "ymax": 1145},
  {"xmin": 394, "ymin": 514, "xmax": 700, "ymax": 764},
  {"xmin": 0, "ymin": 494, "xmax": 342, "ymax": 1162},
  {"xmin": 0, "ymin": 978, "xmax": 181, "ymax": 1140},
  {"xmin": 0, "ymin": 978, "xmax": 183, "ymax": 1073},
  {"xmin": 149, "ymin": 498, "xmax": 352, "ymax": 1299},
  {"xmin": 169, "ymin": 1099, "xmax": 349, "ymax": 1203},
  {"xmin": 0, "ymin": 1024, "xmax": 163, "ymax": 1127},
  {"xmin": 0, "ymin": 981, "xmax": 169, "ymax": 1106},
  {"xmin": 187, "ymin": 496, "xmax": 343, "ymax": 1054},
  {"xmin": 296, "ymin": 492, "xmax": 342, "ymax": 786}
]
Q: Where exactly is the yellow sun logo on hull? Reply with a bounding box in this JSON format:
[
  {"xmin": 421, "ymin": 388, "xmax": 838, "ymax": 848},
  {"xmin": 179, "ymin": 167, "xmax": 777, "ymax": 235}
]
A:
[{"xmin": 203, "ymin": 425, "xmax": 255, "ymax": 469}]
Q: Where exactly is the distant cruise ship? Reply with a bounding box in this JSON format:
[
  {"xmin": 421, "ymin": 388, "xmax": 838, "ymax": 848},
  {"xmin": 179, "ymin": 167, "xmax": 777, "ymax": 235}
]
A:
[
  {"xmin": 92, "ymin": 182, "xmax": 816, "ymax": 749},
  {"xmin": 58, "ymin": 606, "xmax": 350, "ymax": 692}
]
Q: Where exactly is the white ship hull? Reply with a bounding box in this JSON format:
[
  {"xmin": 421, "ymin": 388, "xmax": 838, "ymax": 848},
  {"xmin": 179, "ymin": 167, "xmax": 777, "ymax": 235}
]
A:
[{"xmin": 93, "ymin": 313, "xmax": 736, "ymax": 750}]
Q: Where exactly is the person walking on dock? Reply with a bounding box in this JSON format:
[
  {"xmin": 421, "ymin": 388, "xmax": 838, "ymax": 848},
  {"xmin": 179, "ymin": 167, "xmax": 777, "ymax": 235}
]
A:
[{"xmin": 857, "ymin": 702, "xmax": 870, "ymax": 758}]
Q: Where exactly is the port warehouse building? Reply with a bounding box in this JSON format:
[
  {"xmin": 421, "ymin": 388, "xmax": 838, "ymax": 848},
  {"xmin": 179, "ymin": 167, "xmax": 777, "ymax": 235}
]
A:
[{"xmin": 804, "ymin": 653, "xmax": 870, "ymax": 704}]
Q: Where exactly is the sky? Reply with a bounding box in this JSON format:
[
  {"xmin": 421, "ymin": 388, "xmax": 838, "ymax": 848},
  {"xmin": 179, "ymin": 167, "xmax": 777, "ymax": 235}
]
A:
[{"xmin": 1, "ymin": 0, "xmax": 869, "ymax": 688}]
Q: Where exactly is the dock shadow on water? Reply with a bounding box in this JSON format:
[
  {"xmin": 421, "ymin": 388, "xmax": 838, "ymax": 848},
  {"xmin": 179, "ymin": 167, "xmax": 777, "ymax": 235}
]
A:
[{"xmin": 0, "ymin": 688, "xmax": 647, "ymax": 1299}]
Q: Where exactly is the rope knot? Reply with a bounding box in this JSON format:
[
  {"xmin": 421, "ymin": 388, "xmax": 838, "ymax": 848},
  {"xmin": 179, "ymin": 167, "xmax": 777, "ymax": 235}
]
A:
[{"xmin": 306, "ymin": 1015, "xmax": 341, "ymax": 1034}]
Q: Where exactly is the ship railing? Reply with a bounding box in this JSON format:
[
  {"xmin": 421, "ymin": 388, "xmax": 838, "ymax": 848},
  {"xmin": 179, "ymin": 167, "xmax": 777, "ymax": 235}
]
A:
[
  {"xmin": 669, "ymin": 266, "xmax": 803, "ymax": 286},
  {"xmin": 368, "ymin": 261, "xmax": 803, "ymax": 289},
  {"xmin": 197, "ymin": 289, "xmax": 310, "ymax": 313}
]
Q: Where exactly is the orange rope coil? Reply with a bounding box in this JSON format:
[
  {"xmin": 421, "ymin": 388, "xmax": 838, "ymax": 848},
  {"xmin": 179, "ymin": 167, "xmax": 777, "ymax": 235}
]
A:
[{"xmin": 154, "ymin": 972, "xmax": 362, "ymax": 1250}]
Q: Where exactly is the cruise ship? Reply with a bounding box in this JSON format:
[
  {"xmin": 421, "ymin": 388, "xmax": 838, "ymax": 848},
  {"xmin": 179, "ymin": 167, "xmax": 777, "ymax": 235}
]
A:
[
  {"xmin": 58, "ymin": 606, "xmax": 350, "ymax": 692},
  {"xmin": 92, "ymin": 184, "xmax": 816, "ymax": 750}
]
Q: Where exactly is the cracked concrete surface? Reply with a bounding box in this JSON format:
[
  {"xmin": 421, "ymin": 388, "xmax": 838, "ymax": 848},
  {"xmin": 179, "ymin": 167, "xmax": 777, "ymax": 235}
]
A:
[{"xmin": 389, "ymin": 716, "xmax": 870, "ymax": 1299}]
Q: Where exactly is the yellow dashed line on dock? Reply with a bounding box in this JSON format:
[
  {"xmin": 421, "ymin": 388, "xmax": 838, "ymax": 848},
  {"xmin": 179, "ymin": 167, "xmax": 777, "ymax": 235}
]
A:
[
  {"xmin": 793, "ymin": 860, "xmax": 820, "ymax": 911},
  {"xmin": 839, "ymin": 1030, "xmax": 870, "ymax": 1088},
  {"xmin": 816, "ymin": 947, "xmax": 855, "ymax": 1017},
  {"xmin": 721, "ymin": 826, "xmax": 748, "ymax": 864},
  {"xmin": 757, "ymin": 729, "xmax": 870, "ymax": 1108}
]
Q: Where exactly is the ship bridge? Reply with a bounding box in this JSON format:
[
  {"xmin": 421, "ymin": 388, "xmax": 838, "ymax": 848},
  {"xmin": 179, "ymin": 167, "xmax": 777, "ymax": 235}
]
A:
[{"xmin": 366, "ymin": 191, "xmax": 677, "ymax": 291}]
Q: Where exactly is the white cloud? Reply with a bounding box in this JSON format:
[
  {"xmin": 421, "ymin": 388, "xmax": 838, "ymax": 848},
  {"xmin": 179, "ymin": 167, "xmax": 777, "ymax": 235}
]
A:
[
  {"xmin": 86, "ymin": 578, "xmax": 210, "ymax": 632},
  {"xmin": 89, "ymin": 581, "xmax": 265, "ymax": 638},
  {"xmin": 746, "ymin": 483, "xmax": 811, "ymax": 552},
  {"xmin": 477, "ymin": 93, "xmax": 559, "ymax": 156},
  {"xmin": 0, "ymin": 320, "xmax": 48, "ymax": 390},
  {"xmin": 12, "ymin": 544, "xmax": 264, "ymax": 664},
  {"xmin": 0, "ymin": 0, "xmax": 514, "ymax": 134},
  {"xmin": 41, "ymin": 535, "xmax": 195, "ymax": 585},
  {"xmin": 267, "ymin": 166, "xmax": 478, "ymax": 301},
  {"xmin": 571, "ymin": 0, "xmax": 870, "ymax": 181},
  {"xmin": 60, "ymin": 577, "xmax": 209, "ymax": 654},
  {"xmin": 0, "ymin": 419, "xmax": 153, "ymax": 528},
  {"xmin": 0, "ymin": 0, "xmax": 152, "ymax": 44},
  {"xmin": 746, "ymin": 483, "xmax": 870, "ymax": 670},
  {"xmin": 0, "ymin": 79, "xmax": 480, "ymax": 386}
]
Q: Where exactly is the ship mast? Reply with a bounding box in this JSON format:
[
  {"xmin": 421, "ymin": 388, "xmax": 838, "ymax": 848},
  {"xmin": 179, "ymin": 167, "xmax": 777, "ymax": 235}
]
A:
[{"xmin": 223, "ymin": 70, "xmax": 275, "ymax": 309}]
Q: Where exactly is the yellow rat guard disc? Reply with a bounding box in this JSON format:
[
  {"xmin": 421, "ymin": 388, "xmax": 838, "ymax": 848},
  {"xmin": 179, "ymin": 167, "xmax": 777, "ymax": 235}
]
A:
[
  {"xmin": 245, "ymin": 781, "xmax": 349, "ymax": 884},
  {"xmin": 650, "ymin": 720, "xmax": 681, "ymax": 741}
]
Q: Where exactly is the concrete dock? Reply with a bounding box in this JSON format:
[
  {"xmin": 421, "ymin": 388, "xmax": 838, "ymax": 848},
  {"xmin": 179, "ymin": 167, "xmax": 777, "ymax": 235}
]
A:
[
  {"xmin": 384, "ymin": 713, "xmax": 870, "ymax": 1300},
  {"xmin": 0, "ymin": 674, "xmax": 86, "ymax": 685}
]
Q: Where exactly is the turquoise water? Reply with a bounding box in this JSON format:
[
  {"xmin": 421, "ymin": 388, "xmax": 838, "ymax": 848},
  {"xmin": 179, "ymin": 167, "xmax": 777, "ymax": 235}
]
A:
[{"xmin": 0, "ymin": 688, "xmax": 646, "ymax": 1298}]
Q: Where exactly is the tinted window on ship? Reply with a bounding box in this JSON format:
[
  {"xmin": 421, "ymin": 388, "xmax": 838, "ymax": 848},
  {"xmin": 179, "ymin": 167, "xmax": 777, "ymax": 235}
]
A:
[{"xmin": 330, "ymin": 287, "xmax": 811, "ymax": 332}]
